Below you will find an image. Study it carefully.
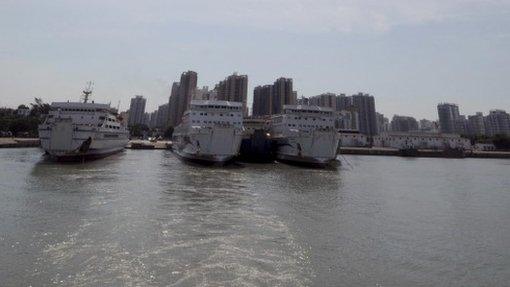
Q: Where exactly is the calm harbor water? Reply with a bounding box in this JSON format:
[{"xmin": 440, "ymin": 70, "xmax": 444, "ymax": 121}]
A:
[{"xmin": 1, "ymin": 148, "xmax": 509, "ymax": 286}]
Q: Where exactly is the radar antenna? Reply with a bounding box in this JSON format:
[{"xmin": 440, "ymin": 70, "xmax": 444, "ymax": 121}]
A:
[{"xmin": 82, "ymin": 81, "xmax": 94, "ymax": 103}]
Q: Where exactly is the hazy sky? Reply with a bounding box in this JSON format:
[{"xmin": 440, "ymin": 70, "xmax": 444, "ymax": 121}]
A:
[{"xmin": 1, "ymin": 0, "xmax": 510, "ymax": 119}]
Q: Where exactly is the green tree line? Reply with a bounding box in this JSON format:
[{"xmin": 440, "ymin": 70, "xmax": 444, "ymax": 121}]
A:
[{"xmin": 0, "ymin": 98, "xmax": 50, "ymax": 137}]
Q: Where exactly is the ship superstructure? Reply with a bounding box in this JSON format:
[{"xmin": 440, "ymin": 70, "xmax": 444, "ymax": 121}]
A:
[
  {"xmin": 271, "ymin": 105, "xmax": 340, "ymax": 167},
  {"xmin": 172, "ymin": 100, "xmax": 243, "ymax": 165}
]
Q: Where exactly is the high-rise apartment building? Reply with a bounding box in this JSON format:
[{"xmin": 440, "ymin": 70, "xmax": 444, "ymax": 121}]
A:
[
  {"xmin": 168, "ymin": 71, "xmax": 197, "ymax": 127},
  {"xmin": 437, "ymin": 103, "xmax": 460, "ymax": 134},
  {"xmin": 215, "ymin": 73, "xmax": 248, "ymax": 116},
  {"xmin": 128, "ymin": 95, "xmax": 146, "ymax": 126},
  {"xmin": 272, "ymin": 77, "xmax": 295, "ymax": 115},
  {"xmin": 376, "ymin": 113, "xmax": 390, "ymax": 133},
  {"xmin": 485, "ymin": 110, "xmax": 510, "ymax": 136},
  {"xmin": 156, "ymin": 103, "xmax": 169, "ymax": 129},
  {"xmin": 194, "ymin": 86, "xmax": 210, "ymax": 100},
  {"xmin": 336, "ymin": 110, "xmax": 359, "ymax": 131},
  {"xmin": 454, "ymin": 115, "xmax": 469, "ymax": 135},
  {"xmin": 467, "ymin": 112, "xmax": 486, "ymax": 136},
  {"xmin": 177, "ymin": 71, "xmax": 197, "ymax": 123},
  {"xmin": 390, "ymin": 115, "xmax": 419, "ymax": 132},
  {"xmin": 168, "ymin": 82, "xmax": 180, "ymax": 127},
  {"xmin": 419, "ymin": 119, "xmax": 437, "ymax": 132},
  {"xmin": 251, "ymin": 77, "xmax": 296, "ymax": 117},
  {"xmin": 336, "ymin": 94, "xmax": 352, "ymax": 111},
  {"xmin": 352, "ymin": 93, "xmax": 378, "ymax": 136},
  {"xmin": 253, "ymin": 85, "xmax": 272, "ymax": 117},
  {"xmin": 148, "ymin": 111, "xmax": 158, "ymax": 129},
  {"xmin": 309, "ymin": 93, "xmax": 337, "ymax": 110}
]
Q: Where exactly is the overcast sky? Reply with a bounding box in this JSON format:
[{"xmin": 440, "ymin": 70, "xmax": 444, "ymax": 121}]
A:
[{"xmin": 1, "ymin": 0, "xmax": 510, "ymax": 119}]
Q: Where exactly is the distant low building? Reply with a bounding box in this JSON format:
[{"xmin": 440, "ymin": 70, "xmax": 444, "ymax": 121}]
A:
[
  {"xmin": 373, "ymin": 132, "xmax": 471, "ymax": 150},
  {"xmin": 473, "ymin": 143, "xmax": 496, "ymax": 151},
  {"xmin": 339, "ymin": 131, "xmax": 368, "ymax": 147}
]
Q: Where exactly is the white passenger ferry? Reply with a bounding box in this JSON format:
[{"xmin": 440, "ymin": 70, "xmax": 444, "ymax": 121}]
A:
[
  {"xmin": 38, "ymin": 86, "xmax": 129, "ymax": 161},
  {"xmin": 172, "ymin": 100, "xmax": 244, "ymax": 165},
  {"xmin": 271, "ymin": 105, "xmax": 340, "ymax": 167}
]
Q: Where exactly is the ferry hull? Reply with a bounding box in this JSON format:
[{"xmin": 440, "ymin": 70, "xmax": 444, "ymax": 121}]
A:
[
  {"xmin": 276, "ymin": 153, "xmax": 338, "ymax": 168},
  {"xmin": 275, "ymin": 130, "xmax": 340, "ymax": 168},
  {"xmin": 44, "ymin": 146, "xmax": 125, "ymax": 162},
  {"xmin": 173, "ymin": 149, "xmax": 236, "ymax": 166},
  {"xmin": 39, "ymin": 120, "xmax": 128, "ymax": 162},
  {"xmin": 172, "ymin": 126, "xmax": 243, "ymax": 166}
]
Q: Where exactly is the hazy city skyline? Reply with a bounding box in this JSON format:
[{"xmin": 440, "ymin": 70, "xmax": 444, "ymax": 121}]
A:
[{"xmin": 1, "ymin": 1, "xmax": 510, "ymax": 119}]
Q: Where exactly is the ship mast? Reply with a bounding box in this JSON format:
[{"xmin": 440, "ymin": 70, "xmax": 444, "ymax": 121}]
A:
[{"xmin": 82, "ymin": 81, "xmax": 94, "ymax": 103}]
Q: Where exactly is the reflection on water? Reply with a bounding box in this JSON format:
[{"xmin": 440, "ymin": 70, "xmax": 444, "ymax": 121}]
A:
[{"xmin": 1, "ymin": 148, "xmax": 510, "ymax": 286}]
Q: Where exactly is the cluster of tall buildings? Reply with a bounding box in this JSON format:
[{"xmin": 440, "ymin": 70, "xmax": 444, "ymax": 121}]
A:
[
  {"xmin": 252, "ymin": 78, "xmax": 297, "ymax": 116},
  {"xmin": 166, "ymin": 71, "xmax": 250, "ymax": 127},
  {"xmin": 437, "ymin": 103, "xmax": 510, "ymax": 136},
  {"xmin": 167, "ymin": 71, "xmax": 198, "ymax": 128},
  {"xmin": 124, "ymin": 71, "xmax": 509, "ymax": 139},
  {"xmin": 126, "ymin": 71, "xmax": 249, "ymax": 130},
  {"xmin": 293, "ymin": 92, "xmax": 378, "ymax": 136}
]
